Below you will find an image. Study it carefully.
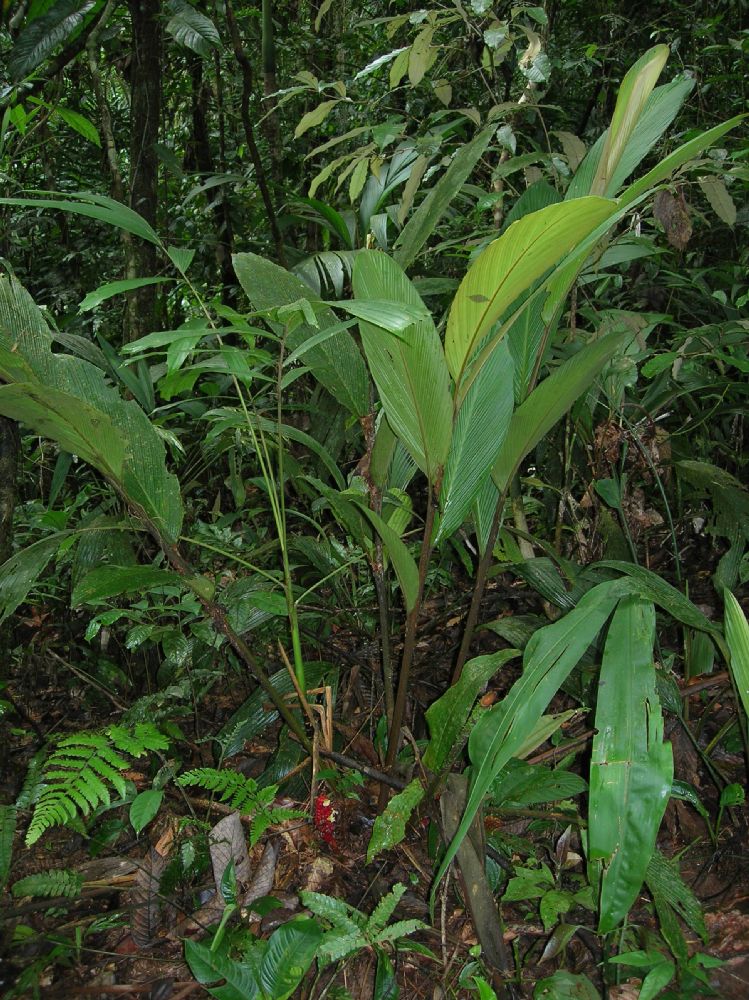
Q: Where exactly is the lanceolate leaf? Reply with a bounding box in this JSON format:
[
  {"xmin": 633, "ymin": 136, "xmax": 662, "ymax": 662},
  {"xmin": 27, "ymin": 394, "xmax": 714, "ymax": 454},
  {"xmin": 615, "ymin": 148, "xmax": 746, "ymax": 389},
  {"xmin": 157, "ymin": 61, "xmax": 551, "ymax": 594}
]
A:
[
  {"xmin": 0, "ymin": 533, "xmax": 72, "ymax": 625},
  {"xmin": 0, "ymin": 193, "xmax": 161, "ymax": 245},
  {"xmin": 355, "ymin": 502, "xmax": 419, "ymax": 612},
  {"xmin": 424, "ymin": 649, "xmax": 519, "ymax": 772},
  {"xmin": 620, "ymin": 114, "xmax": 746, "ymax": 209},
  {"xmin": 431, "ymin": 578, "xmax": 634, "ymax": 909},
  {"xmin": 79, "ymin": 277, "xmax": 172, "ymax": 313},
  {"xmin": 445, "ymin": 197, "xmax": 615, "ymax": 386},
  {"xmin": 0, "ymin": 275, "xmax": 183, "ymax": 542},
  {"xmin": 436, "ymin": 337, "xmax": 513, "ymax": 544},
  {"xmin": 394, "ymin": 126, "xmax": 495, "ymax": 270},
  {"xmin": 353, "ymin": 251, "xmax": 452, "ymax": 484},
  {"xmin": 9, "ymin": 0, "xmax": 96, "ymax": 81},
  {"xmin": 724, "ymin": 590, "xmax": 749, "ymax": 722},
  {"xmin": 492, "ymin": 330, "xmax": 628, "ymax": 491},
  {"xmin": 589, "ymin": 597, "xmax": 672, "ymax": 933},
  {"xmin": 72, "ymin": 565, "xmax": 183, "ymax": 607},
  {"xmin": 166, "ymin": 0, "xmax": 220, "ymax": 56},
  {"xmin": 590, "ymin": 45, "xmax": 669, "ymax": 197},
  {"xmin": 233, "ymin": 252, "xmax": 369, "ymax": 418}
]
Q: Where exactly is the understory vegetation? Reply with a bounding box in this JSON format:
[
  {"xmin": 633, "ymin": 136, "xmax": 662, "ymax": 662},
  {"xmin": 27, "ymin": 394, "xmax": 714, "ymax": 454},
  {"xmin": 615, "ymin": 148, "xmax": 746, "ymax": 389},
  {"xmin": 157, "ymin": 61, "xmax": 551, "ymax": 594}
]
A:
[{"xmin": 0, "ymin": 1, "xmax": 747, "ymax": 997}]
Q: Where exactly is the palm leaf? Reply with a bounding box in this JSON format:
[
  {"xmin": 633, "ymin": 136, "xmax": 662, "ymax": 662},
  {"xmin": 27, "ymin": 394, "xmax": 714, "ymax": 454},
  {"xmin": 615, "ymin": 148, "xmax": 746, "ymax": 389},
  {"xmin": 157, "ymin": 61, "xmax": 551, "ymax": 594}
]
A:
[
  {"xmin": 353, "ymin": 251, "xmax": 452, "ymax": 484},
  {"xmin": 445, "ymin": 197, "xmax": 615, "ymax": 387},
  {"xmin": 589, "ymin": 597, "xmax": 672, "ymax": 932},
  {"xmin": 9, "ymin": 0, "xmax": 96, "ymax": 81}
]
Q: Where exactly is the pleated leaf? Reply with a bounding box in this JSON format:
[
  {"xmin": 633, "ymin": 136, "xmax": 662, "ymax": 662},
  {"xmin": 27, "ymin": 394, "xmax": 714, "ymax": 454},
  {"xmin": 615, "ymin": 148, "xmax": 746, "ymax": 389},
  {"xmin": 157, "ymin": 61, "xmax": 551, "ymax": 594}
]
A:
[
  {"xmin": 724, "ymin": 590, "xmax": 749, "ymax": 722},
  {"xmin": 445, "ymin": 197, "xmax": 615, "ymax": 386},
  {"xmin": 590, "ymin": 45, "xmax": 669, "ymax": 197},
  {"xmin": 394, "ymin": 126, "xmax": 495, "ymax": 270},
  {"xmin": 0, "ymin": 193, "xmax": 160, "ymax": 245},
  {"xmin": 353, "ymin": 251, "xmax": 452, "ymax": 484},
  {"xmin": 621, "ymin": 114, "xmax": 746, "ymax": 209},
  {"xmin": 0, "ymin": 276, "xmax": 182, "ymax": 542},
  {"xmin": 233, "ymin": 252, "xmax": 369, "ymax": 418},
  {"xmin": 492, "ymin": 330, "xmax": 628, "ymax": 491},
  {"xmin": 431, "ymin": 577, "xmax": 633, "ymax": 910},
  {"xmin": 436, "ymin": 337, "xmax": 513, "ymax": 544},
  {"xmin": 588, "ymin": 597, "xmax": 673, "ymax": 933},
  {"xmin": 8, "ymin": 0, "xmax": 96, "ymax": 81},
  {"xmin": 0, "ymin": 533, "xmax": 71, "ymax": 625}
]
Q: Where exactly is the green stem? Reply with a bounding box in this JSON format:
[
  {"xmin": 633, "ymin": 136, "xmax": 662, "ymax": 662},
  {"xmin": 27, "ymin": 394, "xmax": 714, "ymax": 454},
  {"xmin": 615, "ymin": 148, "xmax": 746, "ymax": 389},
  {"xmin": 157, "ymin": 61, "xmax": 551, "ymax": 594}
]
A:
[{"xmin": 381, "ymin": 492, "xmax": 436, "ymax": 797}]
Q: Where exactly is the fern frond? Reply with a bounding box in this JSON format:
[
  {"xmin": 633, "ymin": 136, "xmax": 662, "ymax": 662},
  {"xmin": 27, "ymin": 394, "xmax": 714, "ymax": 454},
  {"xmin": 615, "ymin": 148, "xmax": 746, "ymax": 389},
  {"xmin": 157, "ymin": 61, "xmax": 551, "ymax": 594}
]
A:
[
  {"xmin": 369, "ymin": 882, "xmax": 406, "ymax": 934},
  {"xmin": 12, "ymin": 868, "xmax": 83, "ymax": 899},
  {"xmin": 16, "ymin": 748, "xmax": 47, "ymax": 809},
  {"xmin": 177, "ymin": 768, "xmax": 266, "ymax": 812},
  {"xmin": 25, "ymin": 723, "xmax": 168, "ymax": 846},
  {"xmin": 177, "ymin": 768, "xmax": 304, "ymax": 845}
]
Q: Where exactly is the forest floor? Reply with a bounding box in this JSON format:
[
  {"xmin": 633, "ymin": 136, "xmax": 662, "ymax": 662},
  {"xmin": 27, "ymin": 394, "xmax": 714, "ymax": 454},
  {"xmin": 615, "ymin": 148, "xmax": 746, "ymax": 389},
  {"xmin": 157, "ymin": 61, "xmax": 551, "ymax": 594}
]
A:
[{"xmin": 2, "ymin": 571, "xmax": 749, "ymax": 1000}]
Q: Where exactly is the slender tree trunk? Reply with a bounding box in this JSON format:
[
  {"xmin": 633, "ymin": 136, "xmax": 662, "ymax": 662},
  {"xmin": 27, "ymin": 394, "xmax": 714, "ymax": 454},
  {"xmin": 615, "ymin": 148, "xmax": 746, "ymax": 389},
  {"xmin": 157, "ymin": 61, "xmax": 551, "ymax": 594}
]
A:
[
  {"xmin": 188, "ymin": 55, "xmax": 235, "ymax": 294},
  {"xmin": 0, "ymin": 417, "xmax": 20, "ymax": 566},
  {"xmin": 127, "ymin": 0, "xmax": 162, "ymax": 341}
]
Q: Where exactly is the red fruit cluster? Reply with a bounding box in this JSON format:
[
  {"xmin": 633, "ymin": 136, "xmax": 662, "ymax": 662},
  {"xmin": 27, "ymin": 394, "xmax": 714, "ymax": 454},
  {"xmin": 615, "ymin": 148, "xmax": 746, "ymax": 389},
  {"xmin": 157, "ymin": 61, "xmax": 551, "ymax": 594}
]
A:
[{"xmin": 313, "ymin": 794, "xmax": 339, "ymax": 850}]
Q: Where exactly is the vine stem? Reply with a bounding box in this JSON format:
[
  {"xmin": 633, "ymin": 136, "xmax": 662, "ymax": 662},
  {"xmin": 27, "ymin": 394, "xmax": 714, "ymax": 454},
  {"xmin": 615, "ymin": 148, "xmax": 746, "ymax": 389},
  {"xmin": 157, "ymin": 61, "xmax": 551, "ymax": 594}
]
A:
[{"xmin": 379, "ymin": 491, "xmax": 436, "ymax": 808}]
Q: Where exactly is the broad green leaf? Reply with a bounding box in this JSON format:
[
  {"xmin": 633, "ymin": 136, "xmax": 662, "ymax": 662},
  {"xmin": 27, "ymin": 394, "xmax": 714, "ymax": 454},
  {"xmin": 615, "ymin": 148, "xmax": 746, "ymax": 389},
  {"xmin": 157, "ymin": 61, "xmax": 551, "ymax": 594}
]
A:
[
  {"xmin": 589, "ymin": 597, "xmax": 672, "ymax": 933},
  {"xmin": 166, "ymin": 246, "xmax": 196, "ymax": 273},
  {"xmin": 0, "ymin": 276, "xmax": 182, "ymax": 542},
  {"xmin": 79, "ymin": 277, "xmax": 172, "ymax": 313},
  {"xmin": 424, "ymin": 649, "xmax": 519, "ymax": 772},
  {"xmin": 233, "ymin": 253, "xmax": 369, "ymax": 417},
  {"xmin": 9, "ymin": 0, "xmax": 95, "ymax": 81},
  {"xmin": 129, "ymin": 789, "xmax": 164, "ymax": 834},
  {"xmin": 166, "ymin": 0, "xmax": 221, "ymax": 56},
  {"xmin": 0, "ymin": 533, "xmax": 71, "ymax": 624},
  {"xmin": 596, "ymin": 561, "xmax": 718, "ymax": 634},
  {"xmin": 353, "ymin": 251, "xmax": 452, "ymax": 483},
  {"xmin": 332, "ymin": 298, "xmax": 430, "ymax": 333},
  {"xmin": 355, "ymin": 502, "xmax": 419, "ymax": 612},
  {"xmin": 184, "ymin": 939, "xmax": 259, "ymax": 1000},
  {"xmin": 590, "ymin": 45, "xmax": 669, "ymax": 196},
  {"xmin": 436, "ymin": 336, "xmax": 514, "ymax": 544},
  {"xmin": 620, "ymin": 114, "xmax": 746, "ymax": 208},
  {"xmin": 394, "ymin": 127, "xmax": 494, "ymax": 270},
  {"xmin": 52, "ymin": 105, "xmax": 101, "ymax": 146},
  {"xmin": 645, "ymin": 849, "xmax": 707, "ymax": 943},
  {"xmin": 698, "ymin": 175, "xmax": 736, "ymax": 226},
  {"xmin": 0, "ymin": 193, "xmax": 161, "ymax": 245},
  {"xmin": 72, "ymin": 565, "xmax": 183, "ymax": 606},
  {"xmin": 568, "ymin": 73, "xmax": 694, "ymax": 200},
  {"xmin": 0, "ymin": 380, "xmax": 126, "ymax": 481},
  {"xmin": 431, "ymin": 578, "xmax": 633, "ymax": 909},
  {"xmin": 408, "ymin": 25, "xmax": 435, "ymax": 86},
  {"xmin": 215, "ymin": 663, "xmax": 334, "ymax": 757},
  {"xmin": 295, "ymin": 197, "xmax": 355, "ymax": 249},
  {"xmin": 367, "ymin": 778, "xmax": 425, "ymax": 863},
  {"xmin": 295, "ymin": 99, "xmax": 340, "ymax": 139},
  {"xmin": 445, "ymin": 197, "xmax": 615, "ymax": 385},
  {"xmin": 533, "ymin": 971, "xmax": 600, "ymax": 999},
  {"xmin": 492, "ymin": 331, "xmax": 628, "ymax": 490},
  {"xmin": 259, "ymin": 919, "xmax": 322, "ymax": 1000},
  {"xmin": 724, "ymin": 590, "xmax": 749, "ymax": 722}
]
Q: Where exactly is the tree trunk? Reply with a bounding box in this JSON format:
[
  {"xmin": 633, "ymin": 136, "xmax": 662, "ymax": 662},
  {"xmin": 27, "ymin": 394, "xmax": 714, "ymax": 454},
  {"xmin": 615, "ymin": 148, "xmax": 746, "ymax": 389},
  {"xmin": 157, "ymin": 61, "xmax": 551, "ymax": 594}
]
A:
[
  {"xmin": 0, "ymin": 417, "xmax": 20, "ymax": 566},
  {"xmin": 126, "ymin": 0, "xmax": 162, "ymax": 342},
  {"xmin": 188, "ymin": 55, "xmax": 236, "ymax": 295}
]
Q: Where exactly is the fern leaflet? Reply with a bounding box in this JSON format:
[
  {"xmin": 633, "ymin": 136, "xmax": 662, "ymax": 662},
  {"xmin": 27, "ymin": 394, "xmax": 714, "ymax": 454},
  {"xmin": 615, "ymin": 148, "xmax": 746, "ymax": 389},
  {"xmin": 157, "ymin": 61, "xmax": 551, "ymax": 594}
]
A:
[
  {"xmin": 25, "ymin": 723, "xmax": 169, "ymax": 846},
  {"xmin": 176, "ymin": 768, "xmax": 305, "ymax": 846},
  {"xmin": 12, "ymin": 868, "xmax": 83, "ymax": 899}
]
